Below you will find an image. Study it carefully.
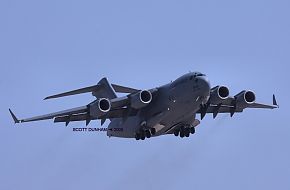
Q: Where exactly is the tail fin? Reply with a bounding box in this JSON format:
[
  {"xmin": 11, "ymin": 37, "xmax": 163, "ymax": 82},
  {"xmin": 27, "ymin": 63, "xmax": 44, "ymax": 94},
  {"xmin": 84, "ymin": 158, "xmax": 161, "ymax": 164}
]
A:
[
  {"xmin": 44, "ymin": 77, "xmax": 117, "ymax": 100},
  {"xmin": 92, "ymin": 78, "xmax": 117, "ymax": 99}
]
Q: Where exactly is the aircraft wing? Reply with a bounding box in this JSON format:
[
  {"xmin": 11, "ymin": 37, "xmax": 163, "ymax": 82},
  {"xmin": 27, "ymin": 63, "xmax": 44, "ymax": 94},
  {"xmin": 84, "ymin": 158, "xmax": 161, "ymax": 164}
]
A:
[
  {"xmin": 198, "ymin": 95, "xmax": 278, "ymax": 119},
  {"xmin": 53, "ymin": 108, "xmax": 138, "ymax": 123},
  {"xmin": 8, "ymin": 87, "xmax": 153, "ymax": 125},
  {"xmin": 9, "ymin": 104, "xmax": 139, "ymax": 125},
  {"xmin": 9, "ymin": 78, "xmax": 157, "ymax": 125},
  {"xmin": 9, "ymin": 106, "xmax": 88, "ymax": 123}
]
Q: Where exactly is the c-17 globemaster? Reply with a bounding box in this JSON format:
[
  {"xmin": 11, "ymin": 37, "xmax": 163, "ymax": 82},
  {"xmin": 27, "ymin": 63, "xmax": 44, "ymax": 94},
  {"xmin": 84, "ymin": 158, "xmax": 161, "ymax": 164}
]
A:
[{"xmin": 9, "ymin": 72, "xmax": 278, "ymax": 140}]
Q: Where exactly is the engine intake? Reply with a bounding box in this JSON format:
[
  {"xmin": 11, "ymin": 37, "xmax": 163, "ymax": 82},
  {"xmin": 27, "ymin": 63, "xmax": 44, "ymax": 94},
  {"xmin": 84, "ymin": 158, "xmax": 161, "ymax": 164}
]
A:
[
  {"xmin": 210, "ymin": 86, "xmax": 230, "ymax": 104},
  {"xmin": 244, "ymin": 91, "xmax": 256, "ymax": 103},
  {"xmin": 235, "ymin": 90, "xmax": 256, "ymax": 108},
  {"xmin": 89, "ymin": 98, "xmax": 111, "ymax": 118},
  {"xmin": 130, "ymin": 90, "xmax": 152, "ymax": 109},
  {"xmin": 99, "ymin": 98, "xmax": 111, "ymax": 112}
]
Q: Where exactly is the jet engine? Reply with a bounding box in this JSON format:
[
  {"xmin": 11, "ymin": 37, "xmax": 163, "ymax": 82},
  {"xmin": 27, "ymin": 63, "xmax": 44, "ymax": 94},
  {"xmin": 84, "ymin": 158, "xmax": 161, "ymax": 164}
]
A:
[
  {"xmin": 235, "ymin": 90, "xmax": 256, "ymax": 108},
  {"xmin": 89, "ymin": 98, "xmax": 111, "ymax": 118},
  {"xmin": 210, "ymin": 86, "xmax": 229, "ymax": 104},
  {"xmin": 130, "ymin": 90, "xmax": 152, "ymax": 109}
]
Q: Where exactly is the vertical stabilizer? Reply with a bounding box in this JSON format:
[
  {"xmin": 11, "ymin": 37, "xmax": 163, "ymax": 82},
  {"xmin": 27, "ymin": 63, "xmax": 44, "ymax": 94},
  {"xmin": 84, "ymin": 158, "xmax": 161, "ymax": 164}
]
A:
[{"xmin": 93, "ymin": 78, "xmax": 117, "ymax": 99}]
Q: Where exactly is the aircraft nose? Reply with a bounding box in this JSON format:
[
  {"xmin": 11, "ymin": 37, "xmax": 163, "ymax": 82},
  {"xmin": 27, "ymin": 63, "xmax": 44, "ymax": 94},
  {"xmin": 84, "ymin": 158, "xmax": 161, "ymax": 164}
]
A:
[{"xmin": 197, "ymin": 76, "xmax": 211, "ymax": 96}]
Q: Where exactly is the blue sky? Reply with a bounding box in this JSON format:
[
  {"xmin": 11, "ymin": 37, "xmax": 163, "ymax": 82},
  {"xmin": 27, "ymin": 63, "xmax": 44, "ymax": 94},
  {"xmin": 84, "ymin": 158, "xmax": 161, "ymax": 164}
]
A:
[{"xmin": 0, "ymin": 0, "xmax": 289, "ymax": 190}]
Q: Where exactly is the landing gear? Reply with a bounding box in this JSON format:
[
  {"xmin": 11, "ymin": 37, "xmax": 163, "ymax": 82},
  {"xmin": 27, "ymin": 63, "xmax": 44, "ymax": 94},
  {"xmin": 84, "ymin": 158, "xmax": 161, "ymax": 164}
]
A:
[
  {"xmin": 174, "ymin": 125, "xmax": 196, "ymax": 138},
  {"xmin": 145, "ymin": 130, "xmax": 151, "ymax": 138},
  {"xmin": 174, "ymin": 130, "xmax": 179, "ymax": 136},
  {"xmin": 150, "ymin": 128, "xmax": 156, "ymax": 136},
  {"xmin": 140, "ymin": 130, "xmax": 145, "ymax": 140},
  {"xmin": 190, "ymin": 127, "xmax": 195, "ymax": 134},
  {"xmin": 135, "ymin": 133, "xmax": 140, "ymax": 140},
  {"xmin": 140, "ymin": 134, "xmax": 145, "ymax": 140},
  {"xmin": 180, "ymin": 131, "xmax": 185, "ymax": 138},
  {"xmin": 135, "ymin": 128, "xmax": 156, "ymax": 140},
  {"xmin": 135, "ymin": 131, "xmax": 145, "ymax": 140},
  {"xmin": 185, "ymin": 128, "xmax": 190, "ymax": 137}
]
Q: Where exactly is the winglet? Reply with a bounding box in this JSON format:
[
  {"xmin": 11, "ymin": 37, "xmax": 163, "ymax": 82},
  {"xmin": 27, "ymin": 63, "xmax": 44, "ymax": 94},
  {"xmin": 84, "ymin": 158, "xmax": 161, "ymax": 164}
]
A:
[
  {"xmin": 273, "ymin": 94, "xmax": 279, "ymax": 108},
  {"xmin": 9, "ymin": 109, "xmax": 20, "ymax": 124}
]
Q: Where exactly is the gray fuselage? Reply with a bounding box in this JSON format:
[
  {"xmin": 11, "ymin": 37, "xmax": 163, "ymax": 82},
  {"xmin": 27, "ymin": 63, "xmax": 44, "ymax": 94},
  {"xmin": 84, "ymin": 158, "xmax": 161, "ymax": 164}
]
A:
[{"xmin": 107, "ymin": 73, "xmax": 211, "ymax": 138}]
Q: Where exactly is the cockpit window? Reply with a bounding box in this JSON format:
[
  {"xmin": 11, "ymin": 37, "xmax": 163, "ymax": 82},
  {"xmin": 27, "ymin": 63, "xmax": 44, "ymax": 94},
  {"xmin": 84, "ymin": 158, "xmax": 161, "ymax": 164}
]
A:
[
  {"xmin": 195, "ymin": 73, "xmax": 206, "ymax": 77},
  {"xmin": 190, "ymin": 73, "xmax": 205, "ymax": 80}
]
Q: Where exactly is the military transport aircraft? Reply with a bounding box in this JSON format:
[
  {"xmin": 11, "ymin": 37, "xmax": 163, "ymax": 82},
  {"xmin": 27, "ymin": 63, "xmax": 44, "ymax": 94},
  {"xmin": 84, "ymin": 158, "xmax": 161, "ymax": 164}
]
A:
[{"xmin": 9, "ymin": 72, "xmax": 278, "ymax": 140}]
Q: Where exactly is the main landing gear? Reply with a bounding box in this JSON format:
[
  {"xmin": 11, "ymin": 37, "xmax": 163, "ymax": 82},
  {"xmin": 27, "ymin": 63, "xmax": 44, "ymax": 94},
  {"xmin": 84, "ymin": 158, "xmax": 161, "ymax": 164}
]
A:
[
  {"xmin": 135, "ymin": 128, "xmax": 156, "ymax": 141},
  {"xmin": 173, "ymin": 125, "xmax": 195, "ymax": 138}
]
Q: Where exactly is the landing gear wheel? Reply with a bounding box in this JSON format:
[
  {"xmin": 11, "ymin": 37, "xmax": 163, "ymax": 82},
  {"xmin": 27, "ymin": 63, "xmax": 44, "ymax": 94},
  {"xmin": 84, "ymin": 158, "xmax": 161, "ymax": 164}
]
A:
[
  {"xmin": 145, "ymin": 130, "xmax": 151, "ymax": 138},
  {"xmin": 180, "ymin": 131, "xmax": 185, "ymax": 138},
  {"xmin": 141, "ymin": 135, "xmax": 145, "ymax": 140},
  {"xmin": 185, "ymin": 128, "xmax": 190, "ymax": 137},
  {"xmin": 180, "ymin": 126, "xmax": 185, "ymax": 138},
  {"xmin": 174, "ymin": 130, "xmax": 179, "ymax": 137},
  {"xmin": 135, "ymin": 133, "xmax": 141, "ymax": 140},
  {"xmin": 190, "ymin": 127, "xmax": 196, "ymax": 134},
  {"xmin": 150, "ymin": 128, "xmax": 156, "ymax": 136},
  {"xmin": 140, "ymin": 131, "xmax": 145, "ymax": 140}
]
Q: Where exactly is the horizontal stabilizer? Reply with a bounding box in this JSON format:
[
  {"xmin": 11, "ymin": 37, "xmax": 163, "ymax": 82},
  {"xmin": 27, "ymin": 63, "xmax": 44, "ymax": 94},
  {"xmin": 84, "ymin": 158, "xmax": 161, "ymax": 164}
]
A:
[
  {"xmin": 111, "ymin": 84, "xmax": 139, "ymax": 94},
  {"xmin": 44, "ymin": 78, "xmax": 140, "ymax": 100},
  {"xmin": 44, "ymin": 85, "xmax": 101, "ymax": 100}
]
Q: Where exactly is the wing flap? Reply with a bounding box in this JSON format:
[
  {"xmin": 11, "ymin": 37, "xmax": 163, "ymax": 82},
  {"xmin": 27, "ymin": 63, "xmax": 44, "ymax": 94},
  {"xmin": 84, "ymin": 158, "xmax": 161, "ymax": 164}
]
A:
[
  {"xmin": 54, "ymin": 113, "xmax": 88, "ymax": 123},
  {"xmin": 199, "ymin": 105, "xmax": 243, "ymax": 113},
  {"xmin": 53, "ymin": 108, "xmax": 138, "ymax": 124}
]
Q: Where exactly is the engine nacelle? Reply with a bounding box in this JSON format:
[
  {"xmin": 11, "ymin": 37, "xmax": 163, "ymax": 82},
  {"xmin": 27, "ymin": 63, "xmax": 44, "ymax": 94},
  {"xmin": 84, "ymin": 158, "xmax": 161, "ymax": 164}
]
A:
[
  {"xmin": 130, "ymin": 90, "xmax": 152, "ymax": 109},
  {"xmin": 235, "ymin": 90, "xmax": 256, "ymax": 108},
  {"xmin": 89, "ymin": 98, "xmax": 111, "ymax": 118},
  {"xmin": 210, "ymin": 86, "xmax": 230, "ymax": 104}
]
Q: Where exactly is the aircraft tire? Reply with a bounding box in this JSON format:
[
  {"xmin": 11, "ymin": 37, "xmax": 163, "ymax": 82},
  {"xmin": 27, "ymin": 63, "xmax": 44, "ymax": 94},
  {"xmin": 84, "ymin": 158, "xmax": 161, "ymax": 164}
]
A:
[
  {"xmin": 185, "ymin": 128, "xmax": 190, "ymax": 137},
  {"xmin": 174, "ymin": 130, "xmax": 179, "ymax": 136},
  {"xmin": 180, "ymin": 131, "xmax": 185, "ymax": 138},
  {"xmin": 135, "ymin": 133, "xmax": 141, "ymax": 140},
  {"xmin": 150, "ymin": 128, "xmax": 156, "ymax": 135},
  {"xmin": 145, "ymin": 130, "xmax": 151, "ymax": 138},
  {"xmin": 139, "ymin": 130, "xmax": 146, "ymax": 140},
  {"xmin": 190, "ymin": 127, "xmax": 195, "ymax": 134}
]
